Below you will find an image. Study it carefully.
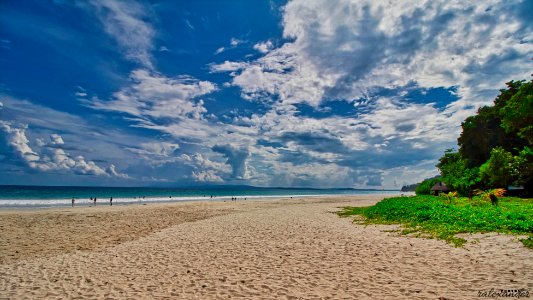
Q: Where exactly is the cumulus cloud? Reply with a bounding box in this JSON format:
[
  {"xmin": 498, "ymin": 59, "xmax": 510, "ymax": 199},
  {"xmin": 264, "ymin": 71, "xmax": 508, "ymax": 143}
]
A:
[
  {"xmin": 212, "ymin": 144, "xmax": 250, "ymax": 179},
  {"xmin": 259, "ymin": 160, "xmax": 358, "ymax": 188},
  {"xmin": 89, "ymin": 0, "xmax": 155, "ymax": 68},
  {"xmin": 220, "ymin": 0, "xmax": 531, "ymax": 109},
  {"xmin": 106, "ymin": 164, "xmax": 129, "ymax": 179},
  {"xmin": 89, "ymin": 69, "xmax": 215, "ymax": 119},
  {"xmin": 178, "ymin": 153, "xmax": 230, "ymax": 182},
  {"xmin": 140, "ymin": 142, "xmax": 180, "ymax": 157},
  {"xmin": 87, "ymin": 69, "xmax": 217, "ymax": 138},
  {"xmin": 230, "ymin": 38, "xmax": 243, "ymax": 47},
  {"xmin": 11, "ymin": 1, "xmax": 525, "ymax": 188},
  {"xmin": 192, "ymin": 170, "xmax": 223, "ymax": 182},
  {"xmin": 209, "ymin": 61, "xmax": 248, "ymax": 73},
  {"xmin": 126, "ymin": 142, "xmax": 181, "ymax": 166},
  {"xmin": 0, "ymin": 120, "xmax": 125, "ymax": 177},
  {"xmin": 49, "ymin": 133, "xmax": 64, "ymax": 145},
  {"xmin": 0, "ymin": 122, "xmax": 40, "ymax": 165},
  {"xmin": 189, "ymin": 0, "xmax": 532, "ymax": 187},
  {"xmin": 185, "ymin": 153, "xmax": 229, "ymax": 172},
  {"xmin": 253, "ymin": 40, "xmax": 274, "ymax": 53}
]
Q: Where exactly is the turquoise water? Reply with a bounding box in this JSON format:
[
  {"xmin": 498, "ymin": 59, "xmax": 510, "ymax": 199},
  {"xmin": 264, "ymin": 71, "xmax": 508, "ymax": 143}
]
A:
[{"xmin": 0, "ymin": 185, "xmax": 401, "ymax": 208}]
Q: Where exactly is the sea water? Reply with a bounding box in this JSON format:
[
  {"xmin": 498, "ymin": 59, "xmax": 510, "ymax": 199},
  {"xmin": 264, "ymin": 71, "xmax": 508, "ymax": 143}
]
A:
[{"xmin": 0, "ymin": 185, "xmax": 402, "ymax": 208}]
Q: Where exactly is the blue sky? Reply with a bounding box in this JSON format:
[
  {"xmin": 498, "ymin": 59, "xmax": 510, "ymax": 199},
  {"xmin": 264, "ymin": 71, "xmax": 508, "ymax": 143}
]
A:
[{"xmin": 0, "ymin": 0, "xmax": 532, "ymax": 188}]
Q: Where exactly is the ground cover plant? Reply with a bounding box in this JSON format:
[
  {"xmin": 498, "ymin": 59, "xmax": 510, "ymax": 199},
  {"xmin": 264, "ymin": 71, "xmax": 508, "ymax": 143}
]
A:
[{"xmin": 338, "ymin": 195, "xmax": 533, "ymax": 248}]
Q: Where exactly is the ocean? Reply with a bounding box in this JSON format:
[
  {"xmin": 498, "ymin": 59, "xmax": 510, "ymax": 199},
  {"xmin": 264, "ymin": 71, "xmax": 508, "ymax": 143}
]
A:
[{"xmin": 0, "ymin": 185, "xmax": 402, "ymax": 208}]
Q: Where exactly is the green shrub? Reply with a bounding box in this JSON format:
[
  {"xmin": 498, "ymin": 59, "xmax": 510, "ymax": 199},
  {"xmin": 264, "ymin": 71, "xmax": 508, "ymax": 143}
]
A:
[{"xmin": 415, "ymin": 177, "xmax": 442, "ymax": 195}]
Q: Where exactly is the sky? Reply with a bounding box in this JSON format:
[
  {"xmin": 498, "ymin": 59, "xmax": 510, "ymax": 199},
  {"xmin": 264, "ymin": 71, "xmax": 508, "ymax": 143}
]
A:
[{"xmin": 0, "ymin": 0, "xmax": 532, "ymax": 188}]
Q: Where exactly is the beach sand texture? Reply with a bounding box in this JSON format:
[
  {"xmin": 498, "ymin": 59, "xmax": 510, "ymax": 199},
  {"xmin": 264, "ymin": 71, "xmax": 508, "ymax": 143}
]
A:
[{"xmin": 0, "ymin": 196, "xmax": 532, "ymax": 299}]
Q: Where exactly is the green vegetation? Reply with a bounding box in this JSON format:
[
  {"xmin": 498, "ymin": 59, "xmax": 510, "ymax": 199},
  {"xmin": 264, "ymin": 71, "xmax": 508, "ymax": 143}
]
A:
[
  {"xmin": 400, "ymin": 183, "xmax": 419, "ymax": 192},
  {"xmin": 436, "ymin": 150, "xmax": 480, "ymax": 196},
  {"xmin": 415, "ymin": 177, "xmax": 441, "ymax": 195},
  {"xmin": 343, "ymin": 78, "xmax": 533, "ymax": 250},
  {"xmin": 474, "ymin": 188, "xmax": 506, "ymax": 206},
  {"xmin": 435, "ymin": 79, "xmax": 533, "ymax": 196},
  {"xmin": 338, "ymin": 196, "xmax": 533, "ymax": 248}
]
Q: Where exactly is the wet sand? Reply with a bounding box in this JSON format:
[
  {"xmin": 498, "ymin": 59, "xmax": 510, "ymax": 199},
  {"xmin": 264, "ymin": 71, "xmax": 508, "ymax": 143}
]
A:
[{"xmin": 0, "ymin": 195, "xmax": 531, "ymax": 299}]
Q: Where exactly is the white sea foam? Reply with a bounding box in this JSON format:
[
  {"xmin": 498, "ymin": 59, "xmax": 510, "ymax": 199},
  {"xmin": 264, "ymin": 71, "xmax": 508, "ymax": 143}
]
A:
[{"xmin": 0, "ymin": 191, "xmax": 404, "ymax": 208}]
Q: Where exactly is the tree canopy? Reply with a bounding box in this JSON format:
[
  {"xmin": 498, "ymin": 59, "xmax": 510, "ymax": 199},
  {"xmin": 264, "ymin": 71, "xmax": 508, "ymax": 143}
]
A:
[{"xmin": 437, "ymin": 79, "xmax": 533, "ymax": 196}]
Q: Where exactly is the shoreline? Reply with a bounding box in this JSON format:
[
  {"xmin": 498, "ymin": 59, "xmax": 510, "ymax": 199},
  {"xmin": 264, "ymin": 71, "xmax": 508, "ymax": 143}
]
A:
[{"xmin": 0, "ymin": 191, "xmax": 407, "ymax": 210}]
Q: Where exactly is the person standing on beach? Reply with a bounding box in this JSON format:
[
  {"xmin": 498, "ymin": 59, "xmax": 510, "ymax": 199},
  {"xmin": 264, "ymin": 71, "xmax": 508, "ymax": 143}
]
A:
[
  {"xmin": 110, "ymin": 197, "xmax": 113, "ymax": 206},
  {"xmin": 72, "ymin": 198, "xmax": 75, "ymax": 207},
  {"xmin": 94, "ymin": 197, "xmax": 96, "ymax": 206}
]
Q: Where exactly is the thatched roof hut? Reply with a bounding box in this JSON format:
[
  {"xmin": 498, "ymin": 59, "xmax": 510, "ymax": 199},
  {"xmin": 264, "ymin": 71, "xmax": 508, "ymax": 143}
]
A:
[{"xmin": 430, "ymin": 182, "xmax": 449, "ymax": 195}]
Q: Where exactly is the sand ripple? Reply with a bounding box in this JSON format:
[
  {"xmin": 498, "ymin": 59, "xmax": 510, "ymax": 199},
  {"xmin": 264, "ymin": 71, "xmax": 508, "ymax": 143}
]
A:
[{"xmin": 1, "ymin": 197, "xmax": 532, "ymax": 299}]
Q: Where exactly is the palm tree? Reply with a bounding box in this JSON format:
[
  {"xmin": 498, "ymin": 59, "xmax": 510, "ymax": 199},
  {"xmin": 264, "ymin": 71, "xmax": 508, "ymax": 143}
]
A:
[{"xmin": 474, "ymin": 188, "xmax": 506, "ymax": 206}]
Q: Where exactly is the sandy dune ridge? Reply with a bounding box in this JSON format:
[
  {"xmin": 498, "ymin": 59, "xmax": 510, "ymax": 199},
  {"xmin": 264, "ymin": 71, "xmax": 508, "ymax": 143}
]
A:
[{"xmin": 0, "ymin": 196, "xmax": 532, "ymax": 299}]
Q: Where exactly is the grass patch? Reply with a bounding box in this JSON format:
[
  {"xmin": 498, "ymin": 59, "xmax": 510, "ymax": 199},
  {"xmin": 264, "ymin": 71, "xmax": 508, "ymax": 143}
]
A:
[
  {"xmin": 338, "ymin": 195, "xmax": 533, "ymax": 247},
  {"xmin": 520, "ymin": 236, "xmax": 533, "ymax": 249}
]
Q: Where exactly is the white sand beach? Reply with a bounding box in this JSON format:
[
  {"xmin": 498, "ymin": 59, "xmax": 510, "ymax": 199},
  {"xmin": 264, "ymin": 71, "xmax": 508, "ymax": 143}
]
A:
[{"xmin": 0, "ymin": 195, "xmax": 532, "ymax": 299}]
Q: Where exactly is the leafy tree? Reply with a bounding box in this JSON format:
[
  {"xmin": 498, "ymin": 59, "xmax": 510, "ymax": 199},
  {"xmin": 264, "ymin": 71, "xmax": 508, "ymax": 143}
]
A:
[
  {"xmin": 415, "ymin": 177, "xmax": 442, "ymax": 195},
  {"xmin": 515, "ymin": 147, "xmax": 533, "ymax": 191},
  {"xmin": 436, "ymin": 150, "xmax": 479, "ymax": 196},
  {"xmin": 437, "ymin": 78, "xmax": 532, "ymax": 196},
  {"xmin": 479, "ymin": 147, "xmax": 517, "ymax": 188},
  {"xmin": 500, "ymin": 80, "xmax": 533, "ymax": 145},
  {"xmin": 458, "ymin": 81, "xmax": 528, "ymax": 167},
  {"xmin": 401, "ymin": 183, "xmax": 419, "ymax": 192}
]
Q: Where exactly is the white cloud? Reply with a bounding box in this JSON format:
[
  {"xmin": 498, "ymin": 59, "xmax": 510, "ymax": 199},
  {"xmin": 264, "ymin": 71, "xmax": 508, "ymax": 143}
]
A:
[
  {"xmin": 141, "ymin": 142, "xmax": 180, "ymax": 157},
  {"xmin": 230, "ymin": 38, "xmax": 243, "ymax": 47},
  {"xmin": 190, "ymin": 0, "xmax": 532, "ymax": 188},
  {"xmin": 179, "ymin": 153, "xmax": 230, "ymax": 182},
  {"xmin": 253, "ymin": 40, "xmax": 274, "ymax": 53},
  {"xmin": 89, "ymin": 0, "xmax": 155, "ymax": 68},
  {"xmin": 358, "ymin": 97, "xmax": 460, "ymax": 144},
  {"xmin": 212, "ymin": 144, "xmax": 251, "ymax": 179},
  {"xmin": 213, "ymin": 38, "xmax": 246, "ymax": 56},
  {"xmin": 209, "ymin": 61, "xmax": 247, "ymax": 73},
  {"xmin": 187, "ymin": 153, "xmax": 229, "ymax": 172},
  {"xmin": 0, "ymin": 122, "xmax": 40, "ymax": 165},
  {"xmin": 185, "ymin": 19, "xmax": 194, "ymax": 30},
  {"xmin": 219, "ymin": 0, "xmax": 531, "ymax": 109},
  {"xmin": 230, "ymin": 45, "xmax": 336, "ymax": 106},
  {"xmin": 126, "ymin": 142, "xmax": 181, "ymax": 166},
  {"xmin": 106, "ymin": 164, "xmax": 130, "ymax": 179},
  {"xmin": 192, "ymin": 170, "xmax": 223, "ymax": 182},
  {"xmin": 214, "ymin": 47, "xmax": 225, "ymax": 55},
  {"xmin": 10, "ymin": 1, "xmax": 524, "ymax": 188},
  {"xmin": 87, "ymin": 69, "xmax": 216, "ymax": 121},
  {"xmin": 264, "ymin": 160, "xmax": 354, "ymax": 188},
  {"xmin": 0, "ymin": 121, "xmax": 123, "ymax": 177},
  {"xmin": 49, "ymin": 133, "xmax": 64, "ymax": 145},
  {"xmin": 382, "ymin": 160, "xmax": 440, "ymax": 189}
]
